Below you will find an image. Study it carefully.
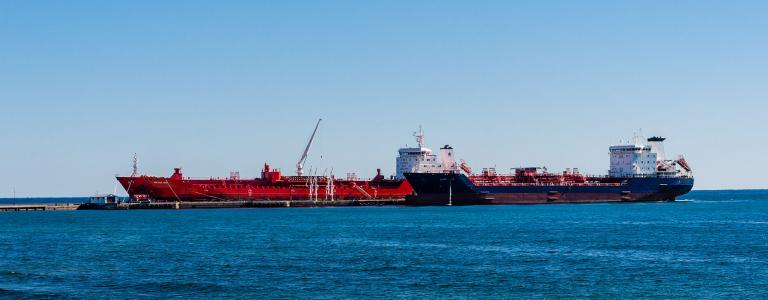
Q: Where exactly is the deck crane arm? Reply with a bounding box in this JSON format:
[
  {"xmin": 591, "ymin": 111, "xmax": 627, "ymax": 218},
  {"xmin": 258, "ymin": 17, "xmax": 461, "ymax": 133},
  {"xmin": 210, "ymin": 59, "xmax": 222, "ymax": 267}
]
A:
[{"xmin": 296, "ymin": 118, "xmax": 322, "ymax": 176}]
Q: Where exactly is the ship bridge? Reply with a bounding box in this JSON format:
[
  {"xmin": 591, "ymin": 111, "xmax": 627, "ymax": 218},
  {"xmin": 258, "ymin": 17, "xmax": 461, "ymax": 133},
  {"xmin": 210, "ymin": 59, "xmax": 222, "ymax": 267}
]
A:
[{"xmin": 396, "ymin": 126, "xmax": 437, "ymax": 179}]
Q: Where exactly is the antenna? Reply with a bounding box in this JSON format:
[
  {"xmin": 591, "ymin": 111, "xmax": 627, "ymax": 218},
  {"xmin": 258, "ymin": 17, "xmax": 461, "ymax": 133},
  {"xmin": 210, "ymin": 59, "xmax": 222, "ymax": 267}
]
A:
[
  {"xmin": 632, "ymin": 129, "xmax": 645, "ymax": 145},
  {"xmin": 414, "ymin": 125, "xmax": 425, "ymax": 149},
  {"xmin": 297, "ymin": 119, "xmax": 322, "ymax": 176}
]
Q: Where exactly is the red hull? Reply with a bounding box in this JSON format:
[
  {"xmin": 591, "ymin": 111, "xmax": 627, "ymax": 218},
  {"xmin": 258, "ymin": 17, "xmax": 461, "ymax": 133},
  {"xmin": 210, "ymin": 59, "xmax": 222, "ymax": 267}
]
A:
[{"xmin": 117, "ymin": 165, "xmax": 412, "ymax": 202}]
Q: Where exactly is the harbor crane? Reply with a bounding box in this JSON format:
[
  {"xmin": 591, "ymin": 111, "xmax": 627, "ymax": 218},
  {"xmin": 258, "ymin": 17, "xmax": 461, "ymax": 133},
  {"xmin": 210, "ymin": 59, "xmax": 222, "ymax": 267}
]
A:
[{"xmin": 296, "ymin": 118, "xmax": 322, "ymax": 176}]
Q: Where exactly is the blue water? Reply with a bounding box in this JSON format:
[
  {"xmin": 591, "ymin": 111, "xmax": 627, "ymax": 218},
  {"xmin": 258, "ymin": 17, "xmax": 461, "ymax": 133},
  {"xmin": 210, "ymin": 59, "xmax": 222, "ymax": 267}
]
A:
[{"xmin": 1, "ymin": 190, "xmax": 767, "ymax": 299}]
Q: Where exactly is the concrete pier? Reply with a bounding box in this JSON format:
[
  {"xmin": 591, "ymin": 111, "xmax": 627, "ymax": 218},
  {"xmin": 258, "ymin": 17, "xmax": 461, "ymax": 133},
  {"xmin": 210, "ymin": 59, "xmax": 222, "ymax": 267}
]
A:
[{"xmin": 0, "ymin": 203, "xmax": 80, "ymax": 212}]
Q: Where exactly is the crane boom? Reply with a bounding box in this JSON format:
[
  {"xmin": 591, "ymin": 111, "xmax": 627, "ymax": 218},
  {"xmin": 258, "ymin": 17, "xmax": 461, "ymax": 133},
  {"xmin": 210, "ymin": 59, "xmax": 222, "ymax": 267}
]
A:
[{"xmin": 296, "ymin": 118, "xmax": 322, "ymax": 176}]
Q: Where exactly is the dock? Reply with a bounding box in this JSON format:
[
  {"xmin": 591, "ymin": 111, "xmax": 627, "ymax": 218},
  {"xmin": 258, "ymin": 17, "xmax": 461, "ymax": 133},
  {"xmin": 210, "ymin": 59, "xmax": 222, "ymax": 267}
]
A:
[{"xmin": 0, "ymin": 203, "xmax": 80, "ymax": 212}]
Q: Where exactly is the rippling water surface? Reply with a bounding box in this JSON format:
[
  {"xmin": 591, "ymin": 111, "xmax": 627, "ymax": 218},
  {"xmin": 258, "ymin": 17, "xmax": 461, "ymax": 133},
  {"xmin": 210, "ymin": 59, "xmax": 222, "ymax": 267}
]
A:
[{"xmin": 1, "ymin": 190, "xmax": 767, "ymax": 299}]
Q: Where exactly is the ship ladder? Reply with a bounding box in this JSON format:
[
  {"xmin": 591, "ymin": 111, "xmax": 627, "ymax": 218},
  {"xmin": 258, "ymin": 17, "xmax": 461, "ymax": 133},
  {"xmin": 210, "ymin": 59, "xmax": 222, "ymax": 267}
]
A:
[
  {"xmin": 125, "ymin": 180, "xmax": 133, "ymax": 199},
  {"xmin": 191, "ymin": 191, "xmax": 227, "ymax": 202},
  {"xmin": 165, "ymin": 180, "xmax": 182, "ymax": 202},
  {"xmin": 352, "ymin": 183, "xmax": 373, "ymax": 200}
]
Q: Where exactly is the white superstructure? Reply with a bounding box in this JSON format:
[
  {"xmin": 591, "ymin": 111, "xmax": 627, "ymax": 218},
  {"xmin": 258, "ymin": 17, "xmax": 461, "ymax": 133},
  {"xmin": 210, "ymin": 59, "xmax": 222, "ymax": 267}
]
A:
[
  {"xmin": 395, "ymin": 126, "xmax": 437, "ymax": 179},
  {"xmin": 413, "ymin": 145, "xmax": 461, "ymax": 174},
  {"xmin": 609, "ymin": 143, "xmax": 657, "ymax": 177},
  {"xmin": 609, "ymin": 133, "xmax": 691, "ymax": 178},
  {"xmin": 396, "ymin": 127, "xmax": 464, "ymax": 178}
]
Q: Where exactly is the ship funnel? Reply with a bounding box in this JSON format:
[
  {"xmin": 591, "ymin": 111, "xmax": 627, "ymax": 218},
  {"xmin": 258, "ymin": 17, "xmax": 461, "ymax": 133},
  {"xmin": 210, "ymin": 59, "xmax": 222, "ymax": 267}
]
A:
[
  {"xmin": 439, "ymin": 145, "xmax": 458, "ymax": 172},
  {"xmin": 171, "ymin": 168, "xmax": 183, "ymax": 180},
  {"xmin": 647, "ymin": 136, "xmax": 667, "ymax": 162}
]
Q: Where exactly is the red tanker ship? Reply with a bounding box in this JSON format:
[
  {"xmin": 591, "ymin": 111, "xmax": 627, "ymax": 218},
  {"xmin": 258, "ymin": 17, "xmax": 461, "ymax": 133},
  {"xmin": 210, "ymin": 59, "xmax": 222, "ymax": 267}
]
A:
[
  {"xmin": 116, "ymin": 164, "xmax": 412, "ymax": 202},
  {"xmin": 116, "ymin": 119, "xmax": 413, "ymax": 202}
]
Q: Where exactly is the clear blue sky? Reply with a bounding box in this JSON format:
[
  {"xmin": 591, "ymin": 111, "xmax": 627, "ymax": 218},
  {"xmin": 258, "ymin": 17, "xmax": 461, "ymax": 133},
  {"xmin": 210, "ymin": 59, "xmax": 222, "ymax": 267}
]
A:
[{"xmin": 1, "ymin": 1, "xmax": 766, "ymax": 196}]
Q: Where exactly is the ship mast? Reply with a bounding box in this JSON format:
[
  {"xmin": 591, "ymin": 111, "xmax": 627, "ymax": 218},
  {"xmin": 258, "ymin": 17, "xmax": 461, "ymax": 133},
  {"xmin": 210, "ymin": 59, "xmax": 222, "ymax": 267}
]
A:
[
  {"xmin": 297, "ymin": 119, "xmax": 322, "ymax": 176},
  {"xmin": 131, "ymin": 153, "xmax": 139, "ymax": 177},
  {"xmin": 414, "ymin": 125, "xmax": 425, "ymax": 149}
]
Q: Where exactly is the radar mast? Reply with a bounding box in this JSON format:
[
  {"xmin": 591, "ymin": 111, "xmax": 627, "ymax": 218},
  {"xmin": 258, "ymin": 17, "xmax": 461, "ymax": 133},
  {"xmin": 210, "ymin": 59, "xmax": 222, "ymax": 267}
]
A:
[{"xmin": 414, "ymin": 125, "xmax": 425, "ymax": 149}]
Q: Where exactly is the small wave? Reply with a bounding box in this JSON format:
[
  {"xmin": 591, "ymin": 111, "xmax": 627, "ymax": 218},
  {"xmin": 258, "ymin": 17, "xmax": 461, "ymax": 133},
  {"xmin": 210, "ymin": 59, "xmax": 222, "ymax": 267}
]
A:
[
  {"xmin": 688, "ymin": 199, "xmax": 755, "ymax": 203},
  {"xmin": 361, "ymin": 265, "xmax": 401, "ymax": 272},
  {"xmin": 0, "ymin": 286, "xmax": 74, "ymax": 300},
  {"xmin": 119, "ymin": 281, "xmax": 228, "ymax": 294},
  {"xmin": 327, "ymin": 237, "xmax": 449, "ymax": 249},
  {"xmin": 675, "ymin": 220, "xmax": 768, "ymax": 225},
  {"xmin": 335, "ymin": 239, "xmax": 767, "ymax": 265}
]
